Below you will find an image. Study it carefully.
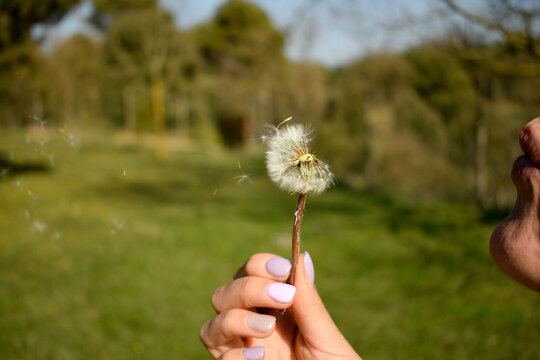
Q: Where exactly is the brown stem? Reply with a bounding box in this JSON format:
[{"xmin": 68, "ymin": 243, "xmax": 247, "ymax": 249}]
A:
[{"xmin": 287, "ymin": 193, "xmax": 306, "ymax": 285}]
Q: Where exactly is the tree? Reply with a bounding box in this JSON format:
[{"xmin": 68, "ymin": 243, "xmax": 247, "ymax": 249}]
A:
[
  {"xmin": 0, "ymin": 0, "xmax": 80, "ymax": 52},
  {"xmin": 104, "ymin": 8, "xmax": 196, "ymax": 159},
  {"xmin": 195, "ymin": 0, "xmax": 285, "ymax": 146},
  {"xmin": 439, "ymin": 0, "xmax": 540, "ymax": 206},
  {"xmin": 441, "ymin": 0, "xmax": 540, "ymax": 76},
  {"xmin": 47, "ymin": 35, "xmax": 103, "ymax": 126},
  {"xmin": 0, "ymin": 0, "xmax": 80, "ymax": 126}
]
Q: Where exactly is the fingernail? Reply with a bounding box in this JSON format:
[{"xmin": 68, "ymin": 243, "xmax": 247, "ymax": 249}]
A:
[
  {"xmin": 266, "ymin": 257, "xmax": 292, "ymax": 277},
  {"xmin": 267, "ymin": 283, "xmax": 296, "ymax": 303},
  {"xmin": 247, "ymin": 314, "xmax": 276, "ymax": 332},
  {"xmin": 243, "ymin": 346, "xmax": 265, "ymax": 360},
  {"xmin": 304, "ymin": 251, "xmax": 315, "ymax": 284}
]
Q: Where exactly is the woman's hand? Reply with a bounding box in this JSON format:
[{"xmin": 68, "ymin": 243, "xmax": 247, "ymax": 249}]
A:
[{"xmin": 200, "ymin": 252, "xmax": 362, "ymax": 359}]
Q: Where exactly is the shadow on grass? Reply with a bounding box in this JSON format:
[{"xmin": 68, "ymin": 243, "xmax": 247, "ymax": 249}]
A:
[{"xmin": 0, "ymin": 152, "xmax": 50, "ymax": 178}]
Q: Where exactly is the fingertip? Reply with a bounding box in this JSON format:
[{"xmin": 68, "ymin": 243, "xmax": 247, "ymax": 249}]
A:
[
  {"xmin": 266, "ymin": 256, "xmax": 292, "ymax": 277},
  {"xmin": 241, "ymin": 253, "xmax": 291, "ymax": 280},
  {"xmin": 243, "ymin": 346, "xmax": 265, "ymax": 360},
  {"xmin": 303, "ymin": 251, "xmax": 315, "ymax": 284},
  {"xmin": 295, "ymin": 252, "xmax": 315, "ymax": 287},
  {"xmin": 267, "ymin": 282, "xmax": 296, "ymax": 303}
]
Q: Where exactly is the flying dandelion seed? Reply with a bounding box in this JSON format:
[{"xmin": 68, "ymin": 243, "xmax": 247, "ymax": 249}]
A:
[
  {"xmin": 1, "ymin": 168, "xmax": 9, "ymax": 178},
  {"xmin": 60, "ymin": 128, "xmax": 80, "ymax": 149},
  {"xmin": 27, "ymin": 189, "xmax": 38, "ymax": 202},
  {"xmin": 29, "ymin": 115, "xmax": 47, "ymax": 130},
  {"xmin": 30, "ymin": 220, "xmax": 47, "ymax": 234},
  {"xmin": 52, "ymin": 231, "xmax": 62, "ymax": 241},
  {"xmin": 36, "ymin": 150, "xmax": 55, "ymax": 166},
  {"xmin": 234, "ymin": 161, "xmax": 253, "ymax": 185},
  {"xmin": 111, "ymin": 218, "xmax": 127, "ymax": 230}
]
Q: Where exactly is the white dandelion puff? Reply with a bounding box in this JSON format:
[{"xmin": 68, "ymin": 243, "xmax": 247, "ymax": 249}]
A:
[{"xmin": 265, "ymin": 123, "xmax": 334, "ymax": 195}]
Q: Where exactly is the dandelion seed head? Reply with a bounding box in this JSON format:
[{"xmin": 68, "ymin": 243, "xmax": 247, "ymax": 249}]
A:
[{"xmin": 265, "ymin": 122, "xmax": 334, "ymax": 194}]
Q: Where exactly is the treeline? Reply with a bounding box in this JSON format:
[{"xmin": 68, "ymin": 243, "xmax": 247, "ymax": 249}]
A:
[{"xmin": 1, "ymin": 0, "xmax": 539, "ymax": 207}]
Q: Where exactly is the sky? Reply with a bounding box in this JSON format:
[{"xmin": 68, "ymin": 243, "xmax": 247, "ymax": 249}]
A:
[
  {"xmin": 35, "ymin": 0, "xmax": 442, "ymax": 68},
  {"xmin": 162, "ymin": 0, "xmax": 439, "ymax": 67}
]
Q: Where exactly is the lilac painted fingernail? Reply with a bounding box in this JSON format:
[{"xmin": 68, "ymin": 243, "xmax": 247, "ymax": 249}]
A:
[
  {"xmin": 243, "ymin": 346, "xmax": 265, "ymax": 360},
  {"xmin": 266, "ymin": 257, "xmax": 292, "ymax": 277},
  {"xmin": 304, "ymin": 251, "xmax": 315, "ymax": 284},
  {"xmin": 267, "ymin": 283, "xmax": 296, "ymax": 303}
]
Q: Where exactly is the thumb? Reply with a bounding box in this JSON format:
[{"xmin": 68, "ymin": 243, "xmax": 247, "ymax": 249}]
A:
[{"xmin": 292, "ymin": 252, "xmax": 356, "ymax": 350}]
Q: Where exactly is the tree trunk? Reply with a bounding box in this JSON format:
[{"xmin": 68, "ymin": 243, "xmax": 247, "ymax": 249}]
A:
[
  {"xmin": 474, "ymin": 82, "xmax": 488, "ymax": 208},
  {"xmin": 151, "ymin": 78, "xmax": 167, "ymax": 161},
  {"xmin": 175, "ymin": 95, "xmax": 190, "ymax": 139},
  {"xmin": 123, "ymin": 87, "xmax": 137, "ymax": 132}
]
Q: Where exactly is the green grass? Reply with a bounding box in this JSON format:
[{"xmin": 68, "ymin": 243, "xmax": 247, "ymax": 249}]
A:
[{"xmin": 1, "ymin": 129, "xmax": 539, "ymax": 360}]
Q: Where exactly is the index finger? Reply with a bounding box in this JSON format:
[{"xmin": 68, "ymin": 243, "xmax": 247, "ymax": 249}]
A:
[{"xmin": 234, "ymin": 253, "xmax": 291, "ymax": 281}]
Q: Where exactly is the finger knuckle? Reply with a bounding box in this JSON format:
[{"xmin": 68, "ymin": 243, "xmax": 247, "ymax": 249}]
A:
[
  {"xmin": 238, "ymin": 278, "xmax": 261, "ymax": 308},
  {"xmin": 245, "ymin": 254, "xmax": 260, "ymax": 273},
  {"xmin": 199, "ymin": 320, "xmax": 211, "ymax": 345},
  {"xmin": 220, "ymin": 309, "xmax": 240, "ymax": 334},
  {"xmin": 211, "ymin": 286, "xmax": 225, "ymax": 312}
]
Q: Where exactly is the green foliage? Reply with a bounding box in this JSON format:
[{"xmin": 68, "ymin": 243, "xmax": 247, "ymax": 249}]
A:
[
  {"xmin": 0, "ymin": 0, "xmax": 80, "ymax": 126},
  {"xmin": 0, "ymin": 0, "xmax": 80, "ymax": 50},
  {"xmin": 194, "ymin": 0, "xmax": 286, "ymax": 145},
  {"xmin": 94, "ymin": 0, "xmax": 157, "ymax": 15},
  {"xmin": 395, "ymin": 90, "xmax": 446, "ymax": 153},
  {"xmin": 46, "ymin": 35, "xmax": 103, "ymax": 126},
  {"xmin": 1, "ymin": 130, "xmax": 539, "ymax": 359},
  {"xmin": 103, "ymin": 8, "xmax": 198, "ymax": 137},
  {"xmin": 195, "ymin": 0, "xmax": 284, "ymax": 71},
  {"xmin": 1, "ymin": 0, "xmax": 538, "ymax": 205}
]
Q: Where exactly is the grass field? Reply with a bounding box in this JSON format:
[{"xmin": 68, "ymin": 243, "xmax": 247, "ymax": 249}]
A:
[{"xmin": 1, "ymin": 128, "xmax": 539, "ymax": 360}]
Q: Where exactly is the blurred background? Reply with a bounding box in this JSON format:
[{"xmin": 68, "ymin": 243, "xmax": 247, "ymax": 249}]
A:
[{"xmin": 1, "ymin": 0, "xmax": 540, "ymax": 359}]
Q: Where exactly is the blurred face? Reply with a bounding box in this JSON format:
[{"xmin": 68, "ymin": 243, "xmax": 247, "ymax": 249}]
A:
[{"xmin": 490, "ymin": 118, "xmax": 540, "ymax": 292}]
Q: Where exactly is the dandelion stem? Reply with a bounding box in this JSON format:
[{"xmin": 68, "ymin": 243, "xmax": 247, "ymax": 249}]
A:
[{"xmin": 288, "ymin": 193, "xmax": 306, "ymax": 285}]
